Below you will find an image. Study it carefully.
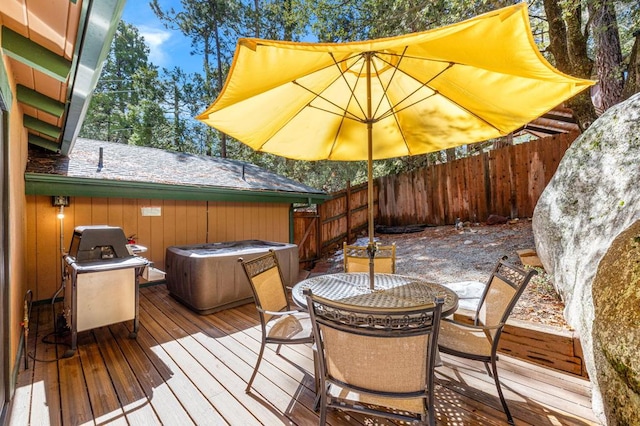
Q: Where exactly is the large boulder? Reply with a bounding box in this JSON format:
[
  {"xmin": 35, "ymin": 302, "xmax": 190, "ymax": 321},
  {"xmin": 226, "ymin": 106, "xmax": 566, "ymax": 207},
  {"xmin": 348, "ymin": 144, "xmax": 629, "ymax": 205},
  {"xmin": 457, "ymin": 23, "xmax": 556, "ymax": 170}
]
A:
[
  {"xmin": 592, "ymin": 220, "xmax": 640, "ymax": 424},
  {"xmin": 532, "ymin": 92, "xmax": 640, "ymax": 424}
]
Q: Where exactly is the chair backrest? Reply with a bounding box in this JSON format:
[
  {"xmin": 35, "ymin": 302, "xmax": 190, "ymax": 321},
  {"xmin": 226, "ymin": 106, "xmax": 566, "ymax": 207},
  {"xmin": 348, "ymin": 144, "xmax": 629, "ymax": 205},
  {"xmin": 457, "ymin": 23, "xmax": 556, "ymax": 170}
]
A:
[
  {"xmin": 306, "ymin": 289, "xmax": 443, "ymax": 411},
  {"xmin": 343, "ymin": 242, "xmax": 396, "ymax": 273},
  {"xmin": 475, "ymin": 257, "xmax": 538, "ymax": 339},
  {"xmin": 239, "ymin": 250, "xmax": 289, "ymax": 323}
]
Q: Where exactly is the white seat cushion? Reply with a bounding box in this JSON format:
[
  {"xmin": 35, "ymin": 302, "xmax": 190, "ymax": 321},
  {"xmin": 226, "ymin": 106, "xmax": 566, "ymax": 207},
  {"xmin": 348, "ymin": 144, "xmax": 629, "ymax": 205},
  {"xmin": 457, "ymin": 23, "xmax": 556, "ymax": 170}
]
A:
[
  {"xmin": 442, "ymin": 281, "xmax": 485, "ymax": 311},
  {"xmin": 267, "ymin": 312, "xmax": 312, "ymax": 340}
]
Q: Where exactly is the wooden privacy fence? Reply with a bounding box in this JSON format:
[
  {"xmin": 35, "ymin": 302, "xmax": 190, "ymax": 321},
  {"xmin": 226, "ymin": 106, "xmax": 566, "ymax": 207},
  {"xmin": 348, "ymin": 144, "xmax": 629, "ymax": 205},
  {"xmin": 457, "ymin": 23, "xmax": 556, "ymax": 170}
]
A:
[
  {"xmin": 294, "ymin": 181, "xmax": 371, "ymax": 267},
  {"xmin": 378, "ymin": 131, "xmax": 578, "ymax": 226},
  {"xmin": 294, "ymin": 131, "xmax": 579, "ymax": 266}
]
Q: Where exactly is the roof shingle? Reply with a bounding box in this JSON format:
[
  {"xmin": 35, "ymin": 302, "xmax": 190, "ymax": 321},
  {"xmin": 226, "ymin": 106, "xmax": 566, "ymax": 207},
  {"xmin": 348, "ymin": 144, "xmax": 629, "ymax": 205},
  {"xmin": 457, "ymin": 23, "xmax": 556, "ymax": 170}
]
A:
[{"xmin": 26, "ymin": 138, "xmax": 325, "ymax": 196}]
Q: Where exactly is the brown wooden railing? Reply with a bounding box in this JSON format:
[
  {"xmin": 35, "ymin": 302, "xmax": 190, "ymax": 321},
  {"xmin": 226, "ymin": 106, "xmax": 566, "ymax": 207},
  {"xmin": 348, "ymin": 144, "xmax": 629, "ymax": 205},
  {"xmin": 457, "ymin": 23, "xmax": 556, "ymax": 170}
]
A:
[{"xmin": 294, "ymin": 131, "xmax": 579, "ymax": 267}]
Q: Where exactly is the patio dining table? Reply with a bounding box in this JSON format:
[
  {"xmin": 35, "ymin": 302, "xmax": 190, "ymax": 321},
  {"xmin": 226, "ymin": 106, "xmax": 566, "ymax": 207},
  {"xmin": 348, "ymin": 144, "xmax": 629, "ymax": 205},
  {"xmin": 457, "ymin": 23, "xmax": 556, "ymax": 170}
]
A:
[{"xmin": 292, "ymin": 272, "xmax": 458, "ymax": 315}]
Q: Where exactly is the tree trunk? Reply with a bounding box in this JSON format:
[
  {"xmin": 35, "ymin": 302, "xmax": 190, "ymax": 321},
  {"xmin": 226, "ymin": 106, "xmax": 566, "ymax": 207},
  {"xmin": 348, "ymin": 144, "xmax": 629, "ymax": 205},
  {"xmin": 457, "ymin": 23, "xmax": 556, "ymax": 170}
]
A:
[
  {"xmin": 543, "ymin": 0, "xmax": 571, "ymax": 72},
  {"xmin": 589, "ymin": 0, "xmax": 624, "ymax": 113},
  {"xmin": 283, "ymin": 0, "xmax": 294, "ymax": 41},
  {"xmin": 254, "ymin": 0, "xmax": 260, "ymax": 38},
  {"xmin": 543, "ymin": 0, "xmax": 598, "ymax": 131},
  {"xmin": 493, "ymin": 133, "xmax": 513, "ymax": 150},
  {"xmin": 564, "ymin": 2, "xmax": 591, "ymax": 77},
  {"xmin": 211, "ymin": 1, "xmax": 227, "ymax": 158},
  {"xmin": 173, "ymin": 79, "xmax": 181, "ymax": 150},
  {"xmin": 445, "ymin": 148, "xmax": 456, "ymax": 162},
  {"xmin": 203, "ymin": 36, "xmax": 214, "ymax": 157},
  {"xmin": 622, "ymin": 30, "xmax": 640, "ymax": 100}
]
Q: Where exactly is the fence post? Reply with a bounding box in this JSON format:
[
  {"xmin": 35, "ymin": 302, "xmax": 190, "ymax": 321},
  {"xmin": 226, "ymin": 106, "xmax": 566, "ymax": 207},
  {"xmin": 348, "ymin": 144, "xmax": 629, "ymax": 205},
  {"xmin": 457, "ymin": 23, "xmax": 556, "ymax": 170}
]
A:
[{"xmin": 316, "ymin": 207, "xmax": 322, "ymax": 258}]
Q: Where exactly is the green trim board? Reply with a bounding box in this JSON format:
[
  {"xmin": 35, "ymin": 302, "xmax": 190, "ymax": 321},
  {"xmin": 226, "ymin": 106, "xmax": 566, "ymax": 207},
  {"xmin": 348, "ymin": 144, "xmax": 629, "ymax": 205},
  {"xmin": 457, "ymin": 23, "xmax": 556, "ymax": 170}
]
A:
[
  {"xmin": 0, "ymin": 56, "xmax": 12, "ymax": 109},
  {"xmin": 22, "ymin": 115, "xmax": 61, "ymax": 140},
  {"xmin": 24, "ymin": 173, "xmax": 330, "ymax": 204},
  {"xmin": 17, "ymin": 85, "xmax": 65, "ymax": 117},
  {"xmin": 289, "ymin": 205, "xmax": 295, "ymax": 244},
  {"xmin": 28, "ymin": 134, "xmax": 60, "ymax": 152},
  {"xmin": 1, "ymin": 27, "xmax": 71, "ymax": 82}
]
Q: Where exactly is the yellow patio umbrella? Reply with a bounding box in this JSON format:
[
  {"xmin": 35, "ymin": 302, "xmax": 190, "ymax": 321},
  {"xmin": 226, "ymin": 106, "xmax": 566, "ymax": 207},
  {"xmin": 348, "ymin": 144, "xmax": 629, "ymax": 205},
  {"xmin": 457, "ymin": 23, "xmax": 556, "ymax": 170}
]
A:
[{"xmin": 197, "ymin": 3, "xmax": 593, "ymax": 288}]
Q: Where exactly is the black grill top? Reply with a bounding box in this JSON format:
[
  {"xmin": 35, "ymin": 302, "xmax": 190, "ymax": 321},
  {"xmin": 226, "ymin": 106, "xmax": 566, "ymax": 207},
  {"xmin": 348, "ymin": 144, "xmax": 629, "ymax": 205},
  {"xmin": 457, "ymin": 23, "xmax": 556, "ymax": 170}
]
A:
[{"xmin": 68, "ymin": 225, "xmax": 132, "ymax": 262}]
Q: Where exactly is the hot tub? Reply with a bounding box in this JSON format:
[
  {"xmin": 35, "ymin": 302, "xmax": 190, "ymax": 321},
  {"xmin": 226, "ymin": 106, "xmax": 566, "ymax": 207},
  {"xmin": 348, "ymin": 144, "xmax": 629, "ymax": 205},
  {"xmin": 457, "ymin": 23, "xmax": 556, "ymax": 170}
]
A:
[{"xmin": 165, "ymin": 240, "xmax": 298, "ymax": 314}]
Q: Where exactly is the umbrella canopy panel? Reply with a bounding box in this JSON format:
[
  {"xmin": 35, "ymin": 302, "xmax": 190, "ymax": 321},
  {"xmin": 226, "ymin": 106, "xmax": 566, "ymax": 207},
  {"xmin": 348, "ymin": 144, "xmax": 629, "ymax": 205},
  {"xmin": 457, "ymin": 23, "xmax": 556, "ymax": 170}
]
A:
[{"xmin": 197, "ymin": 3, "xmax": 593, "ymax": 162}]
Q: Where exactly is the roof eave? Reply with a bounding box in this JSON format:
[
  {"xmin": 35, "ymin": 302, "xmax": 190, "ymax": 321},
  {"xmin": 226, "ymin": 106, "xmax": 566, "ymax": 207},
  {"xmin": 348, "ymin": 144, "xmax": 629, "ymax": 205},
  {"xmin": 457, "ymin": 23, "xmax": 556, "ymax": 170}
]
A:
[
  {"xmin": 24, "ymin": 173, "xmax": 329, "ymax": 204},
  {"xmin": 59, "ymin": 0, "xmax": 127, "ymax": 156}
]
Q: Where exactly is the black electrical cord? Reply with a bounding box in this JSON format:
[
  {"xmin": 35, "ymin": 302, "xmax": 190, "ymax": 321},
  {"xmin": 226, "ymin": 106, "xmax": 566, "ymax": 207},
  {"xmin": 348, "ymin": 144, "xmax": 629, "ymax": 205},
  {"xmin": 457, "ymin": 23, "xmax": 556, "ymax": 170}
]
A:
[
  {"xmin": 36, "ymin": 206, "xmax": 77, "ymax": 361},
  {"xmin": 25, "ymin": 276, "xmax": 75, "ymax": 364},
  {"xmin": 26, "ymin": 318, "xmax": 74, "ymax": 363},
  {"xmin": 26, "ymin": 326, "xmax": 73, "ymax": 363}
]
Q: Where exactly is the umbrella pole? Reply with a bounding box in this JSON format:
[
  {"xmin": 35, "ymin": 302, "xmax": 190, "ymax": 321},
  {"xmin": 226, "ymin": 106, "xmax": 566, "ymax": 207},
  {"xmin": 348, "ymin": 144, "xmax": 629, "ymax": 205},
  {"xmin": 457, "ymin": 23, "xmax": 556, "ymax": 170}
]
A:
[
  {"xmin": 367, "ymin": 125, "xmax": 376, "ymax": 290},
  {"xmin": 365, "ymin": 52, "xmax": 376, "ymax": 290}
]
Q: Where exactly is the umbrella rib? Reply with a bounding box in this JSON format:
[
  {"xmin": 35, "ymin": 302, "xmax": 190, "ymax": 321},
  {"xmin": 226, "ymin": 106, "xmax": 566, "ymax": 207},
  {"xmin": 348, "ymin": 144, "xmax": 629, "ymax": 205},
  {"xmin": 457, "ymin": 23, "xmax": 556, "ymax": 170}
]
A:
[
  {"xmin": 289, "ymin": 52, "xmax": 372, "ymax": 124},
  {"xmin": 374, "ymin": 51, "xmax": 417, "ymax": 155},
  {"xmin": 370, "ymin": 47, "xmax": 408, "ymax": 121},
  {"xmin": 368, "ymin": 48, "xmax": 414, "ymax": 154},
  {"xmin": 375, "ymin": 62, "xmax": 455, "ymax": 122},
  {"xmin": 372, "ymin": 57, "xmax": 505, "ymax": 133},
  {"xmin": 290, "ymin": 52, "xmax": 369, "ymax": 158},
  {"xmin": 434, "ymin": 88, "xmax": 504, "ymax": 133},
  {"xmin": 291, "ymin": 80, "xmax": 365, "ymax": 123},
  {"xmin": 330, "ymin": 51, "xmax": 369, "ymax": 122},
  {"xmin": 426, "ymin": 65, "xmax": 506, "ymax": 132}
]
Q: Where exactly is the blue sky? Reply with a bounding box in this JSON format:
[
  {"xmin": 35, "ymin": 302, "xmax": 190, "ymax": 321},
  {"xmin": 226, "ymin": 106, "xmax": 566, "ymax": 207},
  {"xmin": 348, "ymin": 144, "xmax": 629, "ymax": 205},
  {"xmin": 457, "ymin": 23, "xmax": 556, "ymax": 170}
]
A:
[{"xmin": 122, "ymin": 0, "xmax": 203, "ymax": 75}]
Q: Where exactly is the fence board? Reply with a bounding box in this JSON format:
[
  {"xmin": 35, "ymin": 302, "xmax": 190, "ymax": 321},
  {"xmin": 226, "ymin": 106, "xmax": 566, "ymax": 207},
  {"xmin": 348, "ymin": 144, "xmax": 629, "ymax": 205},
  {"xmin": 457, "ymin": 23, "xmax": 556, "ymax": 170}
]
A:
[
  {"xmin": 294, "ymin": 211, "xmax": 319, "ymax": 268},
  {"xmin": 294, "ymin": 131, "xmax": 579, "ymax": 261}
]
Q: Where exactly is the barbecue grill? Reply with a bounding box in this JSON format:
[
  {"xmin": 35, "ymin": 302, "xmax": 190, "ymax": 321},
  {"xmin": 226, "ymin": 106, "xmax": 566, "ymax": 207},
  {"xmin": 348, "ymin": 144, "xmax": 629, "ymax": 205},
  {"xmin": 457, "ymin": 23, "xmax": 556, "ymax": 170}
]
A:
[{"xmin": 63, "ymin": 225, "xmax": 149, "ymax": 356}]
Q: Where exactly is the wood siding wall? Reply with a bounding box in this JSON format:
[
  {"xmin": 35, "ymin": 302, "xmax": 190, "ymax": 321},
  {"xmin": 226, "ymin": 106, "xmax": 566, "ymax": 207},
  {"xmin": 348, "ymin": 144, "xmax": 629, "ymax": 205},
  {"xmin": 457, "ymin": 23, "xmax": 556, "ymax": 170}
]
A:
[
  {"xmin": 26, "ymin": 196, "xmax": 291, "ymax": 301},
  {"xmin": 294, "ymin": 131, "xmax": 578, "ymax": 263},
  {"xmin": 7, "ymin": 76, "xmax": 29, "ymax": 387}
]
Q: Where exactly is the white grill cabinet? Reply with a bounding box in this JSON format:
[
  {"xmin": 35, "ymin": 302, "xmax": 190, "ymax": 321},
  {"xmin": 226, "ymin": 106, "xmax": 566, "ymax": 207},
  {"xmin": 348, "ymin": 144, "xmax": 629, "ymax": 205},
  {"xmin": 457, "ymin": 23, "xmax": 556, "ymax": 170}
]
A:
[{"xmin": 63, "ymin": 226, "xmax": 149, "ymax": 356}]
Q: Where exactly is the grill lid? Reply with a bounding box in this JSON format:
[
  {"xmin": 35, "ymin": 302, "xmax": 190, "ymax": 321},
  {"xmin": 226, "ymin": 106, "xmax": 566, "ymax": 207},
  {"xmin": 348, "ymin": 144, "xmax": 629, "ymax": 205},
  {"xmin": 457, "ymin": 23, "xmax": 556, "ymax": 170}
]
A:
[{"xmin": 68, "ymin": 225, "xmax": 132, "ymax": 262}]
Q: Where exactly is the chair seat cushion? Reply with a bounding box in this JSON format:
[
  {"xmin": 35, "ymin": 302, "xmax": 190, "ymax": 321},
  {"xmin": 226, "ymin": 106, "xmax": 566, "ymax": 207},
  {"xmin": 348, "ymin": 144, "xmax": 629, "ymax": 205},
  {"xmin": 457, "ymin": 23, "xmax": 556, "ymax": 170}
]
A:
[
  {"xmin": 441, "ymin": 280, "xmax": 485, "ymax": 311},
  {"xmin": 438, "ymin": 320, "xmax": 492, "ymax": 357},
  {"xmin": 267, "ymin": 312, "xmax": 313, "ymax": 340}
]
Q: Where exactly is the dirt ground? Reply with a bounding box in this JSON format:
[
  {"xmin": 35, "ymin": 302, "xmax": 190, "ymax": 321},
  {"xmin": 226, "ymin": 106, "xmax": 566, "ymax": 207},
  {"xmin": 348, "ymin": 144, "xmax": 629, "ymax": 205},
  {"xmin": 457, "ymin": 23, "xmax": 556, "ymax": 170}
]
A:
[{"xmin": 319, "ymin": 219, "xmax": 571, "ymax": 330}]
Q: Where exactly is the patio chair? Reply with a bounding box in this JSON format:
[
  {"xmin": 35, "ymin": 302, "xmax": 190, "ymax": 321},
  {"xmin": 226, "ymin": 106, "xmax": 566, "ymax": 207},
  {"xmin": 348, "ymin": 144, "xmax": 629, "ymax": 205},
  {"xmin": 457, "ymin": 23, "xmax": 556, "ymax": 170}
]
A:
[
  {"xmin": 239, "ymin": 250, "xmax": 314, "ymax": 393},
  {"xmin": 305, "ymin": 288, "xmax": 444, "ymax": 426},
  {"xmin": 437, "ymin": 256, "xmax": 537, "ymax": 425},
  {"xmin": 343, "ymin": 242, "xmax": 396, "ymax": 273}
]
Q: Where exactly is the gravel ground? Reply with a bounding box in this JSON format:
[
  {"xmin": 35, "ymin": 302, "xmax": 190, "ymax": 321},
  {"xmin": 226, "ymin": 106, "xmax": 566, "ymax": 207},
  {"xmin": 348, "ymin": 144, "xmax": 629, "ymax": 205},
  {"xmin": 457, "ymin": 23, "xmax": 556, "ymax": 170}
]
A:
[{"xmin": 320, "ymin": 220, "xmax": 570, "ymax": 329}]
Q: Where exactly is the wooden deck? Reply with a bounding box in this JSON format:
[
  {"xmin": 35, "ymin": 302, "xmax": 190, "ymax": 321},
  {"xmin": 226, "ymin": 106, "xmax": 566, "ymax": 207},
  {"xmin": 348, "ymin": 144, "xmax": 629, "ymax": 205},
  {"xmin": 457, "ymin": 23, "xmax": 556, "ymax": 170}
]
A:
[{"xmin": 9, "ymin": 284, "xmax": 601, "ymax": 425}]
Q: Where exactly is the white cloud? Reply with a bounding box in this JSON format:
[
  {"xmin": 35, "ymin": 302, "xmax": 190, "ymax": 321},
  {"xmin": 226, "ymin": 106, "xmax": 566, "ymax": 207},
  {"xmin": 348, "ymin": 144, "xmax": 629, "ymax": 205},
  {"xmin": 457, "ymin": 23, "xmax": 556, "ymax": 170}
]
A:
[{"xmin": 138, "ymin": 25, "xmax": 172, "ymax": 66}]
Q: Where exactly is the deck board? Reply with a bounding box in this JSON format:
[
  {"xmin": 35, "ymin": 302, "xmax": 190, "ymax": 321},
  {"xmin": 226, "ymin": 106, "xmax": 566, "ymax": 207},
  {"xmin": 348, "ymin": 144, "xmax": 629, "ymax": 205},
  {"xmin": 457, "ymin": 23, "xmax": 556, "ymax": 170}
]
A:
[
  {"xmin": 9, "ymin": 284, "xmax": 602, "ymax": 425},
  {"xmin": 142, "ymin": 286, "xmax": 353, "ymax": 426},
  {"xmin": 137, "ymin": 306, "xmax": 228, "ymax": 423},
  {"xmin": 93, "ymin": 326, "xmax": 162, "ymax": 424},
  {"xmin": 33, "ymin": 305, "xmax": 63, "ymax": 426},
  {"xmin": 77, "ymin": 331, "xmax": 129, "ymax": 425},
  {"xmin": 108, "ymin": 322, "xmax": 195, "ymax": 425}
]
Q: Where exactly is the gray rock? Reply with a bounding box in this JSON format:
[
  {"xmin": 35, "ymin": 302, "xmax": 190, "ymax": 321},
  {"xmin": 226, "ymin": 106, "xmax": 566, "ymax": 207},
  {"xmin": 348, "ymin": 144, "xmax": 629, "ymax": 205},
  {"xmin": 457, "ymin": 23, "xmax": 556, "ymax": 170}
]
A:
[
  {"xmin": 592, "ymin": 220, "xmax": 640, "ymax": 425},
  {"xmin": 532, "ymin": 92, "xmax": 640, "ymax": 424},
  {"xmin": 486, "ymin": 214, "xmax": 508, "ymax": 225}
]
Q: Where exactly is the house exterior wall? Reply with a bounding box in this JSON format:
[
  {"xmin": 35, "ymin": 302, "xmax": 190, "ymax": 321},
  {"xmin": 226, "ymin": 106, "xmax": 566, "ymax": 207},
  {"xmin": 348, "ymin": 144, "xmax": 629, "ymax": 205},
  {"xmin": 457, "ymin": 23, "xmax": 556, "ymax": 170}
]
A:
[
  {"xmin": 3, "ymin": 54, "xmax": 29, "ymax": 395},
  {"xmin": 25, "ymin": 195, "xmax": 291, "ymax": 301}
]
